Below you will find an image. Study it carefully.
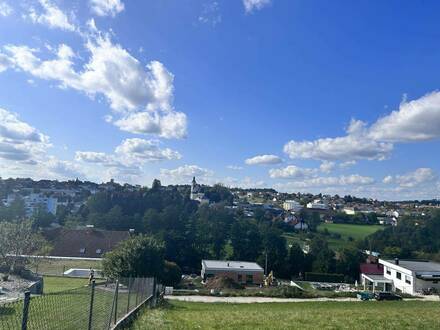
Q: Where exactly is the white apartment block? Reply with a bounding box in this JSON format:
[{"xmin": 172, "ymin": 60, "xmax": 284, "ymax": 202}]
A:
[{"xmin": 379, "ymin": 259, "xmax": 440, "ymax": 295}]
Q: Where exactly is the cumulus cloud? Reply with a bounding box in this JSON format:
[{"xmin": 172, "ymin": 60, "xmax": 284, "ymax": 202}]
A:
[
  {"xmin": 2, "ymin": 33, "xmax": 187, "ymax": 138},
  {"xmin": 284, "ymin": 91, "xmax": 440, "ymax": 162},
  {"xmin": 382, "ymin": 175, "xmax": 393, "ymax": 184},
  {"xmin": 45, "ymin": 157, "xmax": 84, "ymax": 179},
  {"xmin": 114, "ymin": 138, "xmax": 181, "ymax": 162},
  {"xmin": 0, "ymin": 108, "xmax": 50, "ymax": 162},
  {"xmin": 160, "ymin": 165, "xmax": 214, "ymax": 183},
  {"xmin": 320, "ymin": 161, "xmax": 335, "ymax": 173},
  {"xmin": 276, "ymin": 174, "xmax": 375, "ymax": 189},
  {"xmin": 269, "ymin": 165, "xmax": 316, "ymax": 179},
  {"xmin": 26, "ymin": 0, "xmax": 76, "ymax": 31},
  {"xmin": 243, "ymin": 0, "xmax": 271, "ymax": 13},
  {"xmin": 90, "ymin": 0, "xmax": 124, "ymax": 17},
  {"xmin": 76, "ymin": 138, "xmax": 181, "ymax": 168},
  {"xmin": 245, "ymin": 154, "xmax": 282, "ymax": 165},
  {"xmin": 369, "ymin": 92, "xmax": 440, "ymax": 142},
  {"xmin": 394, "ymin": 168, "xmax": 437, "ymax": 188},
  {"xmin": 284, "ymin": 119, "xmax": 393, "ymax": 161},
  {"xmin": 0, "ymin": 1, "xmax": 12, "ymax": 17}
]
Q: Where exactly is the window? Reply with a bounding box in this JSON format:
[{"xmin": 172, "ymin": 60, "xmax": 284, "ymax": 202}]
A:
[
  {"xmin": 386, "ymin": 267, "xmax": 391, "ymax": 275},
  {"xmin": 246, "ymin": 274, "xmax": 253, "ymax": 284},
  {"xmin": 396, "ymin": 272, "xmax": 401, "ymax": 280},
  {"xmin": 79, "ymin": 248, "xmax": 86, "ymax": 254},
  {"xmin": 96, "ymin": 249, "xmax": 102, "ymax": 254},
  {"xmin": 405, "ymin": 275, "xmax": 411, "ymax": 285}
]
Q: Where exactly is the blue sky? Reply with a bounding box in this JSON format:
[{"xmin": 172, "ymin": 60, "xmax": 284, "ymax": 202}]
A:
[{"xmin": 1, "ymin": 0, "xmax": 440, "ymax": 200}]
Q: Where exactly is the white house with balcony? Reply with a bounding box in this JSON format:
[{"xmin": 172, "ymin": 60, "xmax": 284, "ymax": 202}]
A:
[{"xmin": 377, "ymin": 259, "xmax": 440, "ymax": 295}]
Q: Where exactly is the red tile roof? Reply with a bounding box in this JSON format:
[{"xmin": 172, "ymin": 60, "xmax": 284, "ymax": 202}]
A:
[{"xmin": 360, "ymin": 263, "xmax": 384, "ymax": 275}]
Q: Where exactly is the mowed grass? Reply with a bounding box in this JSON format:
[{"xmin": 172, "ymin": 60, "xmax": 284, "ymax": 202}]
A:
[
  {"xmin": 128, "ymin": 300, "xmax": 440, "ymax": 330},
  {"xmin": 28, "ymin": 258, "xmax": 102, "ymax": 276},
  {"xmin": 0, "ymin": 276, "xmax": 115, "ymax": 330},
  {"xmin": 318, "ymin": 223, "xmax": 384, "ymax": 241},
  {"xmin": 43, "ymin": 275, "xmax": 89, "ymax": 293}
]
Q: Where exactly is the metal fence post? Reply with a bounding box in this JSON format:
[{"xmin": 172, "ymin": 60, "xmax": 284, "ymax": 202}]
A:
[
  {"xmin": 87, "ymin": 280, "xmax": 96, "ymax": 330},
  {"xmin": 107, "ymin": 280, "xmax": 119, "ymax": 330},
  {"xmin": 126, "ymin": 277, "xmax": 132, "ymax": 313},
  {"xmin": 21, "ymin": 291, "xmax": 31, "ymax": 330},
  {"xmin": 135, "ymin": 278, "xmax": 139, "ymax": 306},
  {"xmin": 152, "ymin": 278, "xmax": 157, "ymax": 308},
  {"xmin": 113, "ymin": 280, "xmax": 119, "ymax": 324}
]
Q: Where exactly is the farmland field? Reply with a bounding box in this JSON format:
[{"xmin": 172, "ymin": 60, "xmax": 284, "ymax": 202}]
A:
[
  {"xmin": 317, "ymin": 223, "xmax": 384, "ymax": 241},
  {"xmin": 128, "ymin": 300, "xmax": 440, "ymax": 330}
]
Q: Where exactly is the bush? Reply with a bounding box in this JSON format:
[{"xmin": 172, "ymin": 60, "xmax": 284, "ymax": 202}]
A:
[
  {"xmin": 160, "ymin": 261, "xmax": 182, "ymax": 287},
  {"xmin": 102, "ymin": 235, "xmax": 165, "ymax": 279}
]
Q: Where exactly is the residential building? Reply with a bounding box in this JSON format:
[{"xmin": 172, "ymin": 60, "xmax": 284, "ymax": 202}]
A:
[
  {"xmin": 4, "ymin": 193, "xmax": 58, "ymax": 217},
  {"xmin": 379, "ymin": 259, "xmax": 440, "ymax": 295},
  {"xmin": 306, "ymin": 199, "xmax": 329, "ymax": 210},
  {"xmin": 201, "ymin": 260, "xmax": 264, "ymax": 285},
  {"xmin": 282, "ymin": 200, "xmax": 303, "ymax": 212},
  {"xmin": 43, "ymin": 227, "xmax": 130, "ymax": 258}
]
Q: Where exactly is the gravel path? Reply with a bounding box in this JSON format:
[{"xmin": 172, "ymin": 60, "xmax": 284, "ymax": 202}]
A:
[
  {"xmin": 166, "ymin": 295, "xmax": 359, "ymax": 303},
  {"xmin": 166, "ymin": 295, "xmax": 440, "ymax": 303}
]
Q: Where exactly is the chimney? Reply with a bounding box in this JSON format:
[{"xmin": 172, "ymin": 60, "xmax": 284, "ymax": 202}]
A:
[
  {"xmin": 227, "ymin": 262, "xmax": 230, "ymax": 267},
  {"xmin": 129, "ymin": 228, "xmax": 135, "ymax": 234},
  {"xmin": 394, "ymin": 258, "xmax": 399, "ymax": 265}
]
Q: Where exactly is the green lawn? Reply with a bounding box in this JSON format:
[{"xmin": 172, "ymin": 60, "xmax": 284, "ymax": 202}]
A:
[
  {"xmin": 128, "ymin": 300, "xmax": 440, "ymax": 330},
  {"xmin": 28, "ymin": 258, "xmax": 102, "ymax": 276},
  {"xmin": 318, "ymin": 223, "xmax": 384, "ymax": 241},
  {"xmin": 43, "ymin": 275, "xmax": 89, "ymax": 293}
]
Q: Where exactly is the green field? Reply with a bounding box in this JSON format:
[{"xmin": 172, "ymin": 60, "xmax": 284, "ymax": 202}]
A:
[
  {"xmin": 318, "ymin": 223, "xmax": 384, "ymax": 241},
  {"xmin": 28, "ymin": 258, "xmax": 102, "ymax": 276},
  {"xmin": 43, "ymin": 275, "xmax": 89, "ymax": 293},
  {"xmin": 128, "ymin": 300, "xmax": 440, "ymax": 330}
]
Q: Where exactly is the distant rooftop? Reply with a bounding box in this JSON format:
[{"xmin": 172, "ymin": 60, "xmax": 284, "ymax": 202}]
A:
[
  {"xmin": 202, "ymin": 260, "xmax": 263, "ymax": 272},
  {"xmin": 382, "ymin": 259, "xmax": 440, "ymax": 272}
]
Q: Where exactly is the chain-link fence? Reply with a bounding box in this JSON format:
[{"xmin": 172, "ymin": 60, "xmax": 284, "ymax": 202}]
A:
[{"xmin": 0, "ymin": 277, "xmax": 160, "ymax": 330}]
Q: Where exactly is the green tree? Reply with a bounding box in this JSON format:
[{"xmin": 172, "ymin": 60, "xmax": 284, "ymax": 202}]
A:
[
  {"xmin": 102, "ymin": 235, "xmax": 165, "ymax": 279},
  {"xmin": 286, "ymin": 243, "xmax": 305, "ymax": 278}
]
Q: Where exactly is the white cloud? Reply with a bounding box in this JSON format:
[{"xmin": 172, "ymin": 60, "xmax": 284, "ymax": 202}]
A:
[
  {"xmin": 199, "ymin": 1, "xmax": 222, "ymax": 26},
  {"xmin": 320, "ymin": 161, "xmax": 335, "ymax": 173},
  {"xmin": 340, "ymin": 160, "xmax": 356, "ymax": 169},
  {"xmin": 45, "ymin": 157, "xmax": 84, "ymax": 179},
  {"xmin": 394, "ymin": 168, "xmax": 437, "ymax": 188},
  {"xmin": 227, "ymin": 165, "xmax": 243, "ymax": 170},
  {"xmin": 245, "ymin": 154, "xmax": 282, "ymax": 165},
  {"xmin": 243, "ymin": 0, "xmax": 271, "ymax": 13},
  {"xmin": 76, "ymin": 138, "xmax": 180, "ymax": 167},
  {"xmin": 0, "ymin": 108, "xmax": 50, "ymax": 162},
  {"xmin": 160, "ymin": 165, "xmax": 214, "ymax": 183},
  {"xmin": 275, "ymin": 174, "xmax": 375, "ymax": 189},
  {"xmin": 115, "ymin": 138, "xmax": 181, "ymax": 162},
  {"xmin": 269, "ymin": 165, "xmax": 316, "ymax": 179},
  {"xmin": 0, "ymin": 1, "xmax": 12, "ymax": 17},
  {"xmin": 369, "ymin": 92, "xmax": 440, "ymax": 142},
  {"xmin": 27, "ymin": 0, "xmax": 76, "ymax": 31},
  {"xmin": 284, "ymin": 92, "xmax": 440, "ymax": 163},
  {"xmin": 284, "ymin": 119, "xmax": 393, "ymax": 161},
  {"xmin": 382, "ymin": 175, "xmax": 393, "ymax": 184},
  {"xmin": 90, "ymin": 0, "xmax": 124, "ymax": 17},
  {"xmin": 75, "ymin": 151, "xmax": 113, "ymax": 164},
  {"xmin": 2, "ymin": 33, "xmax": 187, "ymax": 139},
  {"xmin": 114, "ymin": 111, "xmax": 187, "ymax": 139}
]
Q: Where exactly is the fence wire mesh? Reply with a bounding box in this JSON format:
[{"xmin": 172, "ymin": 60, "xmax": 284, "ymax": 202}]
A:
[{"xmin": 0, "ymin": 277, "xmax": 157, "ymax": 330}]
